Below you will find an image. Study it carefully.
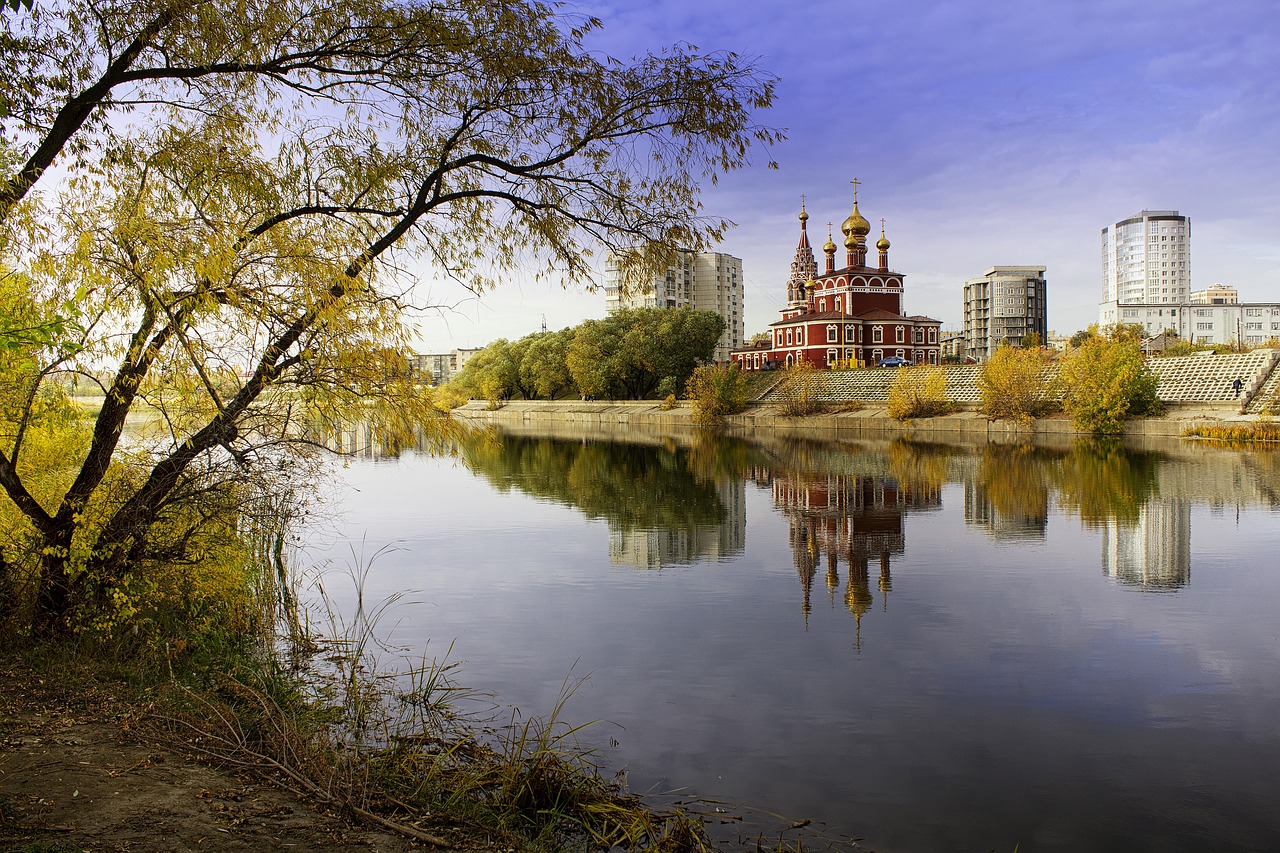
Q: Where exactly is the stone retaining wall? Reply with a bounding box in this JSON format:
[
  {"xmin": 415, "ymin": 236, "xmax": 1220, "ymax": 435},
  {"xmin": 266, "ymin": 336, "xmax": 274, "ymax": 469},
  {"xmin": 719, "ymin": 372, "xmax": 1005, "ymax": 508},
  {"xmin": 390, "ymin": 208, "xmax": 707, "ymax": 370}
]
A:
[
  {"xmin": 453, "ymin": 351, "xmax": 1278, "ymax": 440},
  {"xmin": 452, "ymin": 399, "xmax": 1238, "ymax": 440}
]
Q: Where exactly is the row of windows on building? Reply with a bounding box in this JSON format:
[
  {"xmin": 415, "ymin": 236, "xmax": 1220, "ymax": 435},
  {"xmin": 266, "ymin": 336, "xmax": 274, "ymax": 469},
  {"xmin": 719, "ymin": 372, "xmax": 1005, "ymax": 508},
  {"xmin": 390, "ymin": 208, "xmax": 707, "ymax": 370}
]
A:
[
  {"xmin": 739, "ymin": 347, "xmax": 936, "ymax": 371},
  {"xmin": 774, "ymin": 325, "xmax": 939, "ymax": 347}
]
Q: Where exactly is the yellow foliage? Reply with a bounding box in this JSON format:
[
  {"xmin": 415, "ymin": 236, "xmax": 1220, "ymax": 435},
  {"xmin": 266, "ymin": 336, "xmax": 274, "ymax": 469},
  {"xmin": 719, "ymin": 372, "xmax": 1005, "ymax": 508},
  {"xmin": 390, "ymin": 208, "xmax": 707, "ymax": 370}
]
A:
[
  {"xmin": 774, "ymin": 361, "xmax": 825, "ymax": 417},
  {"xmin": 886, "ymin": 366, "xmax": 957, "ymax": 421},
  {"xmin": 977, "ymin": 344, "xmax": 1056, "ymax": 423},
  {"xmin": 685, "ymin": 364, "xmax": 749, "ymax": 426},
  {"xmin": 1059, "ymin": 336, "xmax": 1162, "ymax": 434}
]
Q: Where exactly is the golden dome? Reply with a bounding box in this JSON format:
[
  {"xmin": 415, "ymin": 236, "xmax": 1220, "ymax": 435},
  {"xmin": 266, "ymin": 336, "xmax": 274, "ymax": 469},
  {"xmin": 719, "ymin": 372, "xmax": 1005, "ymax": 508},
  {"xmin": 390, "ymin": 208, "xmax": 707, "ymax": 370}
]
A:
[
  {"xmin": 841, "ymin": 200, "xmax": 871, "ymax": 239},
  {"xmin": 799, "ymin": 202, "xmax": 809, "ymax": 223},
  {"xmin": 844, "ymin": 232, "xmax": 857, "ymax": 249},
  {"xmin": 876, "ymin": 232, "xmax": 890, "ymax": 251},
  {"xmin": 823, "ymin": 235, "xmax": 837, "ymax": 253}
]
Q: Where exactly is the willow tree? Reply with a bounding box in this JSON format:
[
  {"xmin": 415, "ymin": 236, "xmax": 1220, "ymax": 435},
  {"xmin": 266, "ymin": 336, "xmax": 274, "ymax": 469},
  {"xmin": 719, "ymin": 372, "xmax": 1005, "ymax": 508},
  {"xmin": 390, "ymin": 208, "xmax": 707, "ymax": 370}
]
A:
[{"xmin": 0, "ymin": 0, "xmax": 778, "ymax": 638}]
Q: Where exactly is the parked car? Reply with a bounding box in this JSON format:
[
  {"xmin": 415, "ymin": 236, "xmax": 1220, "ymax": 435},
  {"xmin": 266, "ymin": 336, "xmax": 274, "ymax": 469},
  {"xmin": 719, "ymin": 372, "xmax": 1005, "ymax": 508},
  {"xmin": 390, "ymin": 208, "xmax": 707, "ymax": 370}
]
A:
[{"xmin": 878, "ymin": 356, "xmax": 911, "ymax": 367}]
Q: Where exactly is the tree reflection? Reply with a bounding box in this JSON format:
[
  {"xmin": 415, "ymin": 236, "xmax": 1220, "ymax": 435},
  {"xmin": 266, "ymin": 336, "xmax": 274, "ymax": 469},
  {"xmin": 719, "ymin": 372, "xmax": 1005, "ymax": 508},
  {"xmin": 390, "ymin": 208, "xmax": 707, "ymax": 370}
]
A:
[
  {"xmin": 457, "ymin": 432, "xmax": 728, "ymax": 531},
  {"xmin": 966, "ymin": 444, "xmax": 1053, "ymax": 539},
  {"xmin": 1052, "ymin": 439, "xmax": 1162, "ymax": 527}
]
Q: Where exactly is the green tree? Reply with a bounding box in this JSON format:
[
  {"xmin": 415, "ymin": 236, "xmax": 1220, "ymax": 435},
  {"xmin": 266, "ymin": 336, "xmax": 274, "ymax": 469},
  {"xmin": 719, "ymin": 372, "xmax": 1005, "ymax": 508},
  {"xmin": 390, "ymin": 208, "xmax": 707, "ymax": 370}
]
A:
[
  {"xmin": 566, "ymin": 308, "xmax": 723, "ymax": 400},
  {"xmin": 1058, "ymin": 334, "xmax": 1162, "ymax": 435},
  {"xmin": 0, "ymin": 0, "xmax": 777, "ymax": 638},
  {"xmin": 977, "ymin": 343, "xmax": 1056, "ymax": 423},
  {"xmin": 1068, "ymin": 328, "xmax": 1095, "ymax": 348},
  {"xmin": 519, "ymin": 329, "xmax": 575, "ymax": 400}
]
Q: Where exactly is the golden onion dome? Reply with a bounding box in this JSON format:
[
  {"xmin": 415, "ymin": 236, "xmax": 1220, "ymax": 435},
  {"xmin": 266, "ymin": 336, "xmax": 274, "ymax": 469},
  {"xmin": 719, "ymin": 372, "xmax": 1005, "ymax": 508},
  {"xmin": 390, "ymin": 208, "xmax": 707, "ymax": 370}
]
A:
[
  {"xmin": 844, "ymin": 232, "xmax": 857, "ymax": 249},
  {"xmin": 799, "ymin": 203, "xmax": 809, "ymax": 223},
  {"xmin": 877, "ymin": 232, "xmax": 891, "ymax": 251},
  {"xmin": 841, "ymin": 201, "xmax": 871, "ymax": 239},
  {"xmin": 823, "ymin": 234, "xmax": 837, "ymax": 253}
]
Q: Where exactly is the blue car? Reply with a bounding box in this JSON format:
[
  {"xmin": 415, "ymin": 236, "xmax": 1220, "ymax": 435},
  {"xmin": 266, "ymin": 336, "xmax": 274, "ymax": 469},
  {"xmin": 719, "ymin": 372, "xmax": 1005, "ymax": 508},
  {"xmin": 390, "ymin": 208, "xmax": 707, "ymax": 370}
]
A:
[{"xmin": 879, "ymin": 356, "xmax": 912, "ymax": 367}]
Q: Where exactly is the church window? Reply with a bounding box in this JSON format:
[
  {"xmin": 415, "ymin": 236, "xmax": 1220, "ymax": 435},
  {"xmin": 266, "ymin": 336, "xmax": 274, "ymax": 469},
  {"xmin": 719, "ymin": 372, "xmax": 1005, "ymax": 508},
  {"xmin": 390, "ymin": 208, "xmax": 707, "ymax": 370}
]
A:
[
  {"xmin": 872, "ymin": 327, "xmax": 883, "ymax": 343},
  {"xmin": 826, "ymin": 324, "xmax": 839, "ymax": 343},
  {"xmin": 786, "ymin": 329, "xmax": 793, "ymax": 345},
  {"xmin": 895, "ymin": 326, "xmax": 905, "ymax": 343}
]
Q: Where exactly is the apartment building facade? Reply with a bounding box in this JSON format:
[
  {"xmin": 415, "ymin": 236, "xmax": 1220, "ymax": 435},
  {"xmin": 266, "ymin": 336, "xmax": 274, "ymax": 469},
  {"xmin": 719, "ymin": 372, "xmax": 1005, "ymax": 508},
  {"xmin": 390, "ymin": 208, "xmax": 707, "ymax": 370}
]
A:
[
  {"xmin": 604, "ymin": 249, "xmax": 744, "ymax": 362},
  {"xmin": 962, "ymin": 266, "xmax": 1048, "ymax": 362},
  {"xmin": 1100, "ymin": 209, "xmax": 1190, "ymax": 305}
]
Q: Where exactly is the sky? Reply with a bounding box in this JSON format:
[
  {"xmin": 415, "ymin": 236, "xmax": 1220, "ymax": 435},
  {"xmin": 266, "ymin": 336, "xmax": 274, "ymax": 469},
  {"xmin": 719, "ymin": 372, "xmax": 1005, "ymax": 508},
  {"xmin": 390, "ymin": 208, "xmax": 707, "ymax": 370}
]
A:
[{"xmin": 409, "ymin": 0, "xmax": 1280, "ymax": 351}]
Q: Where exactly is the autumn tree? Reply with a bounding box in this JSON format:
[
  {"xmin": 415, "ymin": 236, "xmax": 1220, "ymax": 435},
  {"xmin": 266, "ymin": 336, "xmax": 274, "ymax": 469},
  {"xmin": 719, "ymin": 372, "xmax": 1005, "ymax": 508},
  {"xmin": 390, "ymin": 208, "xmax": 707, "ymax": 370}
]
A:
[
  {"xmin": 685, "ymin": 363, "xmax": 751, "ymax": 427},
  {"xmin": 0, "ymin": 0, "xmax": 778, "ymax": 638},
  {"xmin": 1058, "ymin": 332, "xmax": 1162, "ymax": 435},
  {"xmin": 978, "ymin": 342, "xmax": 1056, "ymax": 423},
  {"xmin": 886, "ymin": 366, "xmax": 958, "ymax": 421}
]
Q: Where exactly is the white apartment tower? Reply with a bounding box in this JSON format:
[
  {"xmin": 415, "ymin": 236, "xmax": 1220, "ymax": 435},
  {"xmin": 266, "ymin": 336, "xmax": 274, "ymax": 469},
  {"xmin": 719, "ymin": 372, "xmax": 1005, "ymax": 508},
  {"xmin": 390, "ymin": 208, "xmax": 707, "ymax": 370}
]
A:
[
  {"xmin": 962, "ymin": 266, "xmax": 1048, "ymax": 362},
  {"xmin": 604, "ymin": 249, "xmax": 744, "ymax": 362},
  {"xmin": 1101, "ymin": 210, "xmax": 1191, "ymax": 305}
]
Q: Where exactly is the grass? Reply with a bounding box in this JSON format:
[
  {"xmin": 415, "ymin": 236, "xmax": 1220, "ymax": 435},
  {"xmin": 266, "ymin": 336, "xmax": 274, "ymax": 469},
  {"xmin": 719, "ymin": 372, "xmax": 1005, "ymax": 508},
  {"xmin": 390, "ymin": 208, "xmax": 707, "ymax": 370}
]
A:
[
  {"xmin": 138, "ymin": 548, "xmax": 723, "ymax": 852},
  {"xmin": 1182, "ymin": 418, "xmax": 1280, "ymax": 443}
]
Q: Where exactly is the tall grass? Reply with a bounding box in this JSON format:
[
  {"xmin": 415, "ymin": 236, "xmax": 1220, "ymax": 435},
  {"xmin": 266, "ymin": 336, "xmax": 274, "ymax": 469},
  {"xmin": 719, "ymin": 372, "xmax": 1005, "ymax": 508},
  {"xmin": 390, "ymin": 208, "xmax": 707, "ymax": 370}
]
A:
[
  {"xmin": 1183, "ymin": 418, "xmax": 1280, "ymax": 444},
  {"xmin": 155, "ymin": 548, "xmax": 718, "ymax": 851}
]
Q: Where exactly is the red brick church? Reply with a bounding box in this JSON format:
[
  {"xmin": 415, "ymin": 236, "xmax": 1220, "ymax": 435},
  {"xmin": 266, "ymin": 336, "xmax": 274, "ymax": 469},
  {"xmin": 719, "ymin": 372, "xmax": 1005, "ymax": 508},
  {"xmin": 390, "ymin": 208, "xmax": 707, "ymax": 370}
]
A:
[{"xmin": 731, "ymin": 184, "xmax": 942, "ymax": 371}]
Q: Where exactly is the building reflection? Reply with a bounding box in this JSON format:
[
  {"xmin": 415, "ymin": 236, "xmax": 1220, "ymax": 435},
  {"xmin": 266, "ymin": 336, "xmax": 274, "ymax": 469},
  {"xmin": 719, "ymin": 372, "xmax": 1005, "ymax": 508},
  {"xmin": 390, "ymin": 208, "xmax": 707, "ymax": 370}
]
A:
[
  {"xmin": 766, "ymin": 469, "xmax": 941, "ymax": 644},
  {"xmin": 609, "ymin": 479, "xmax": 746, "ymax": 568},
  {"xmin": 963, "ymin": 479, "xmax": 1048, "ymax": 540},
  {"xmin": 1101, "ymin": 499, "xmax": 1192, "ymax": 591}
]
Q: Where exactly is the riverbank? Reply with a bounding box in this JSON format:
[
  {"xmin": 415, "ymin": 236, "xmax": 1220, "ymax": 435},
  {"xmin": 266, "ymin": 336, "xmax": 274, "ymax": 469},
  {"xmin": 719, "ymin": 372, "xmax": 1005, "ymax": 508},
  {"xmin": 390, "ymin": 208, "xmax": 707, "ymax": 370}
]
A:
[{"xmin": 450, "ymin": 398, "xmax": 1256, "ymax": 441}]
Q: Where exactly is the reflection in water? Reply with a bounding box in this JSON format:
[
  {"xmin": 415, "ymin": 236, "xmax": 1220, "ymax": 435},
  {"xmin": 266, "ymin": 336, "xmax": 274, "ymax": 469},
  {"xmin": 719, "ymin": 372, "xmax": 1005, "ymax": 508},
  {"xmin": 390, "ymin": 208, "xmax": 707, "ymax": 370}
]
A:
[
  {"xmin": 456, "ymin": 430, "xmax": 752, "ymax": 568},
  {"xmin": 966, "ymin": 445, "xmax": 1050, "ymax": 540},
  {"xmin": 767, "ymin": 467, "xmax": 940, "ymax": 641},
  {"xmin": 1102, "ymin": 499, "xmax": 1192, "ymax": 590},
  {"xmin": 314, "ymin": 423, "xmax": 1280, "ymax": 853},
  {"xmin": 435, "ymin": 427, "xmax": 1280, "ymax": 600}
]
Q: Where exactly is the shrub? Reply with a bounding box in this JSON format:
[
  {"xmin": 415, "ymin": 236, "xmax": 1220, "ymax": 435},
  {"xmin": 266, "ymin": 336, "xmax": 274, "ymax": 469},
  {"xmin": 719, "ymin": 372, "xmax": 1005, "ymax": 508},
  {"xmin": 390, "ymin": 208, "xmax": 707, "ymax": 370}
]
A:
[
  {"xmin": 978, "ymin": 343, "xmax": 1056, "ymax": 423},
  {"xmin": 1059, "ymin": 334, "xmax": 1162, "ymax": 434},
  {"xmin": 886, "ymin": 366, "xmax": 958, "ymax": 421},
  {"xmin": 684, "ymin": 364, "xmax": 750, "ymax": 426},
  {"xmin": 774, "ymin": 361, "xmax": 825, "ymax": 417}
]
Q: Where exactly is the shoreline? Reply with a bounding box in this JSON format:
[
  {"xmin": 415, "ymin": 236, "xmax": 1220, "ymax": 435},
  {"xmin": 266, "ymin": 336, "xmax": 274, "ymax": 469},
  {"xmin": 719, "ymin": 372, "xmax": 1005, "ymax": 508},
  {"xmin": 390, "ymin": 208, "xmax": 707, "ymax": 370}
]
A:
[{"xmin": 450, "ymin": 398, "xmax": 1260, "ymax": 443}]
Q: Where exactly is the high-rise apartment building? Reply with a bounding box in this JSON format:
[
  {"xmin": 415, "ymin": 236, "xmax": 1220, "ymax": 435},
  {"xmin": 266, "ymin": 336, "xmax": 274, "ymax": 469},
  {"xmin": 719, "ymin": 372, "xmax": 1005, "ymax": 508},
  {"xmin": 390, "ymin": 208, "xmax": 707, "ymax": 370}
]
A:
[
  {"xmin": 604, "ymin": 249, "xmax": 744, "ymax": 362},
  {"xmin": 1100, "ymin": 210, "xmax": 1191, "ymax": 305},
  {"xmin": 962, "ymin": 265, "xmax": 1048, "ymax": 362}
]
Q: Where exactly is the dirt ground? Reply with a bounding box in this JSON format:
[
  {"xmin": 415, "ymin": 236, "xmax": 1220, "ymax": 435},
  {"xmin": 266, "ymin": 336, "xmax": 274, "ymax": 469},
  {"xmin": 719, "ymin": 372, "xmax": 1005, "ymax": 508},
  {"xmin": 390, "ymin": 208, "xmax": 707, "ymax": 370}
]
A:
[{"xmin": 0, "ymin": 661, "xmax": 481, "ymax": 853}]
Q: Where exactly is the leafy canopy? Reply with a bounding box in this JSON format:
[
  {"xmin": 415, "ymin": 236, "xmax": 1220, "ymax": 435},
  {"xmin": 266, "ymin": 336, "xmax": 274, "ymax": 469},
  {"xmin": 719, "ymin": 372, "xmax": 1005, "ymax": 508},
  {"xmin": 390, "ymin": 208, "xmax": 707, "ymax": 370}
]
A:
[{"xmin": 0, "ymin": 0, "xmax": 778, "ymax": 639}]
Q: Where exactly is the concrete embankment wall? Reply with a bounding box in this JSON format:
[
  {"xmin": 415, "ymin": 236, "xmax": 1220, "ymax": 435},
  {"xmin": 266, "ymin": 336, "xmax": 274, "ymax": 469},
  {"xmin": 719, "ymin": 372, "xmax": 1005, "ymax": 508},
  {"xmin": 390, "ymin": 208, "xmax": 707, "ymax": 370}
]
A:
[
  {"xmin": 452, "ymin": 350, "xmax": 1280, "ymax": 441},
  {"xmin": 451, "ymin": 399, "xmax": 1238, "ymax": 441}
]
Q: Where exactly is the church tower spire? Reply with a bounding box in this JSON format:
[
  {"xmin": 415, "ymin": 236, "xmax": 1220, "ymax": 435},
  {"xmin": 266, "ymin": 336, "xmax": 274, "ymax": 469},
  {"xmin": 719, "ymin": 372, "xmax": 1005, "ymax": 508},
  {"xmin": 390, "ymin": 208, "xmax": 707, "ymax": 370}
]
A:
[{"xmin": 786, "ymin": 197, "xmax": 818, "ymax": 307}]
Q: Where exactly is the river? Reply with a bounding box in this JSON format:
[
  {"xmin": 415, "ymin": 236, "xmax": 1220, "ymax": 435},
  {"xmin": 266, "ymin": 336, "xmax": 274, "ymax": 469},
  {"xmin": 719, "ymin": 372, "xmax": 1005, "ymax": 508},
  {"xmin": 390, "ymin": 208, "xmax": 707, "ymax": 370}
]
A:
[{"xmin": 300, "ymin": 425, "xmax": 1280, "ymax": 852}]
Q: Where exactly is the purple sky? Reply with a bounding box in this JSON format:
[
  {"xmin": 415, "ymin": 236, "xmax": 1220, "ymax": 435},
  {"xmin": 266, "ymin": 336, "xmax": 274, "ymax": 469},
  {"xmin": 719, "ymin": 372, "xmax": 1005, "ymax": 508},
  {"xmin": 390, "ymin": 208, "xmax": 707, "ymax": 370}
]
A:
[{"xmin": 411, "ymin": 0, "xmax": 1280, "ymax": 350}]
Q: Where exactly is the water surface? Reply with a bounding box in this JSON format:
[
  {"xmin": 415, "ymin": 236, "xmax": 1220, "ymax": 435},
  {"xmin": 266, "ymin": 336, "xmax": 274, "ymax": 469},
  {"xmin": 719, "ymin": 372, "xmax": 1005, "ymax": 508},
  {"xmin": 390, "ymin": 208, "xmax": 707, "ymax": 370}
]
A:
[{"xmin": 301, "ymin": 428, "xmax": 1280, "ymax": 852}]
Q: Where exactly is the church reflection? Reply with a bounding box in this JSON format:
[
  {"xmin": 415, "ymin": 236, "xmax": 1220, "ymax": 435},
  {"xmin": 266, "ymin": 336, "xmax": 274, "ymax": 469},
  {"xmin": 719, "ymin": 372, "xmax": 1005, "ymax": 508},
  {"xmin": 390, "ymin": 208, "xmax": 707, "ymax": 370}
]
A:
[{"xmin": 764, "ymin": 468, "xmax": 941, "ymax": 645}]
